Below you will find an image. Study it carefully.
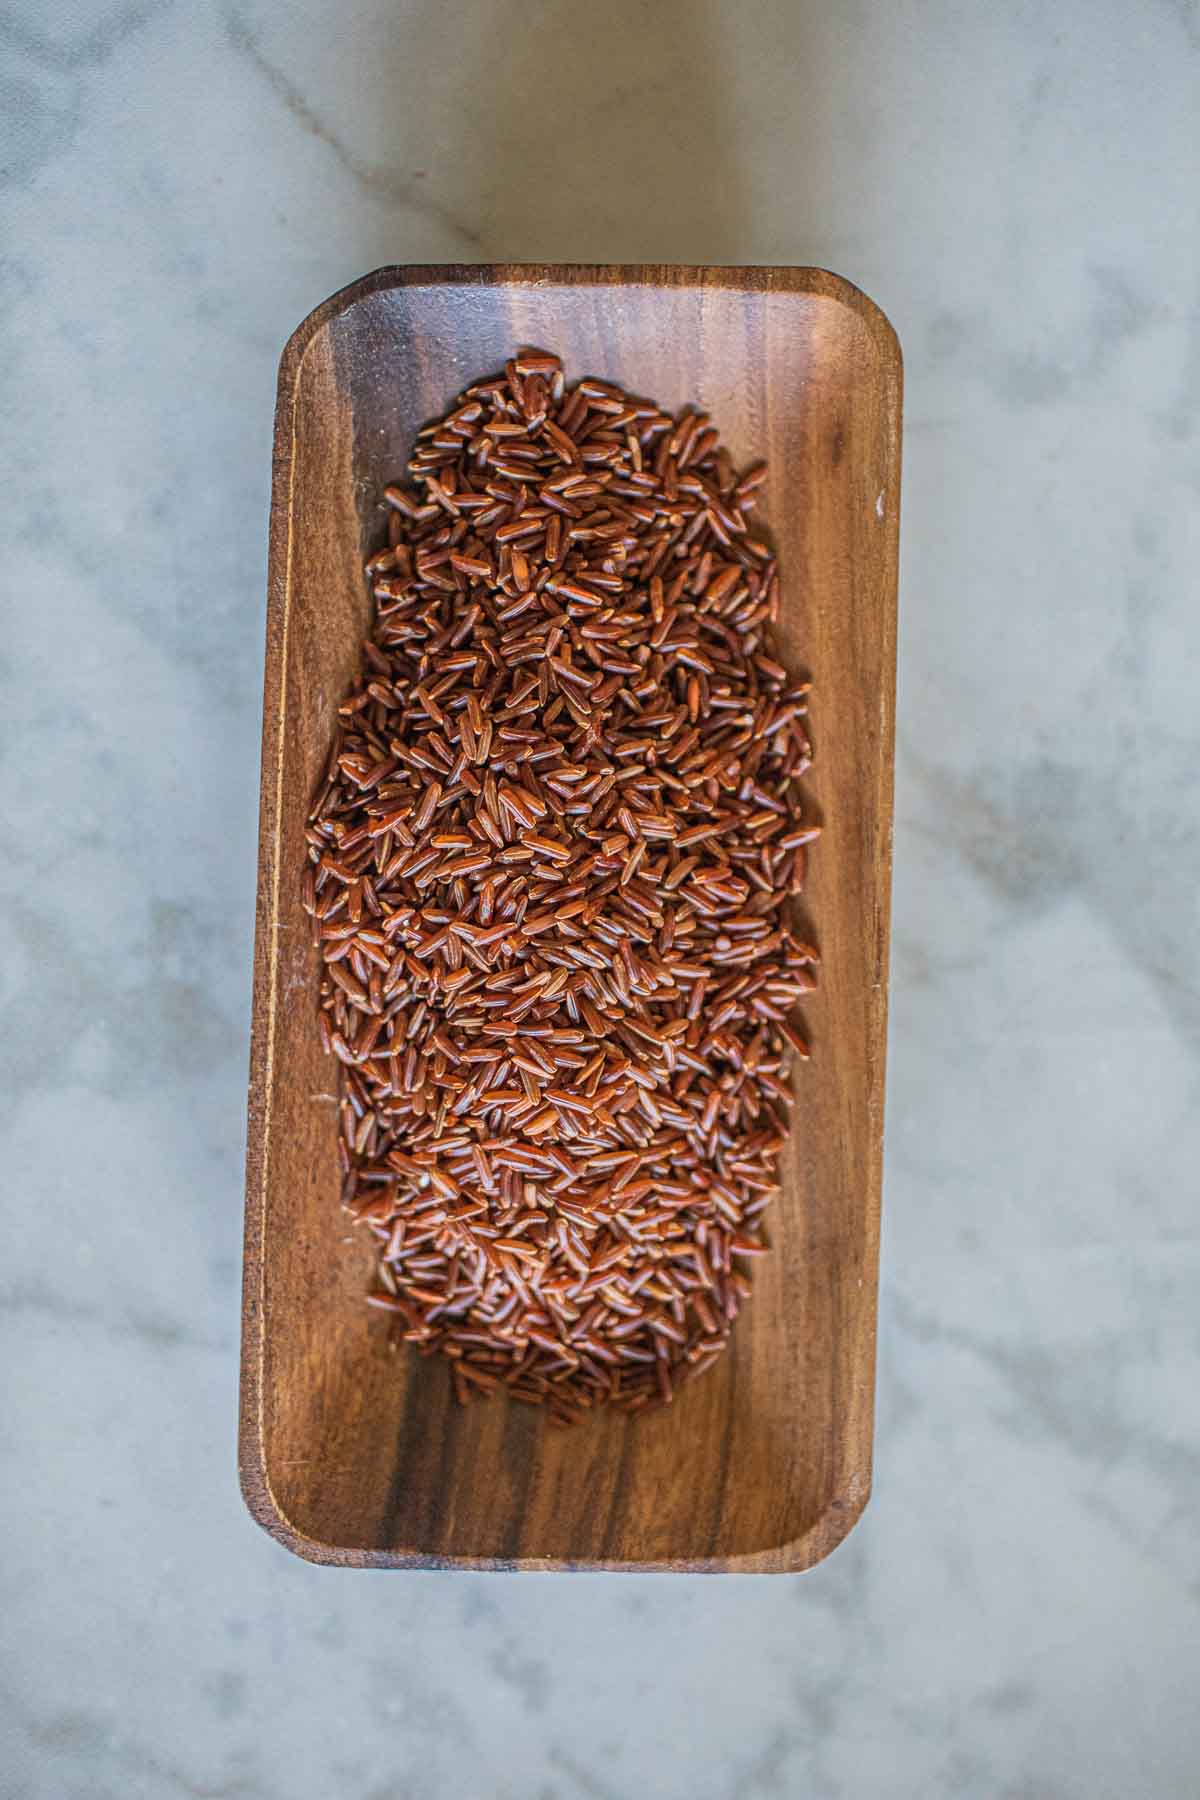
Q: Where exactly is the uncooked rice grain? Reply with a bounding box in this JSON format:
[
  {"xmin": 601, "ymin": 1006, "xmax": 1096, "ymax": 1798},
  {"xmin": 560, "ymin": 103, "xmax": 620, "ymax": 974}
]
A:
[{"xmin": 303, "ymin": 350, "xmax": 819, "ymax": 1422}]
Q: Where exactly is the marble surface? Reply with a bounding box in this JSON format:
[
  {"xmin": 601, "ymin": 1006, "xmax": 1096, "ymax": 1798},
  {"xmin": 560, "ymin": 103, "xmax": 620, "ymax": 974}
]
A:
[{"xmin": 3, "ymin": 1, "xmax": 1199, "ymax": 1794}]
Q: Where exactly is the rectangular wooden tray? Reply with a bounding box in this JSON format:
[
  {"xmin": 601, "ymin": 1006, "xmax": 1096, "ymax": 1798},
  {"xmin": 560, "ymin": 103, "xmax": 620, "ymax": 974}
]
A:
[{"xmin": 240, "ymin": 264, "xmax": 901, "ymax": 1570}]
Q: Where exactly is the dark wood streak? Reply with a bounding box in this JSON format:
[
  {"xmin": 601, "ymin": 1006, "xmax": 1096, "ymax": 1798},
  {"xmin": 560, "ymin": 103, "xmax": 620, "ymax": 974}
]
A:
[
  {"xmin": 497, "ymin": 1404, "xmax": 535, "ymax": 1566},
  {"xmin": 239, "ymin": 264, "xmax": 902, "ymax": 1572},
  {"xmin": 381, "ymin": 1358, "xmax": 441, "ymax": 1555},
  {"xmin": 706, "ymin": 1357, "xmax": 738, "ymax": 1557},
  {"xmin": 600, "ymin": 1415, "xmax": 638, "ymax": 1563}
]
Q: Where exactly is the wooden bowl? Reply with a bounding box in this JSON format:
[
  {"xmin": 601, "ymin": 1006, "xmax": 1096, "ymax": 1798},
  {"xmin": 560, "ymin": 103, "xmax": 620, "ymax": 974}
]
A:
[{"xmin": 240, "ymin": 265, "xmax": 901, "ymax": 1571}]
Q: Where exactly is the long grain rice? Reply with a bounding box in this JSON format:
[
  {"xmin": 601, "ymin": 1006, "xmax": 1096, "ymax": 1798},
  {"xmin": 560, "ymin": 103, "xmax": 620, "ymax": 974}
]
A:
[{"xmin": 303, "ymin": 350, "xmax": 819, "ymax": 1419}]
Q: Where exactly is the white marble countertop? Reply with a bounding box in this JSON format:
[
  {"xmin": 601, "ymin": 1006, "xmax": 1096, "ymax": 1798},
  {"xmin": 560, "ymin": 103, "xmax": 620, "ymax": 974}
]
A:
[{"xmin": 3, "ymin": 2, "xmax": 1198, "ymax": 1795}]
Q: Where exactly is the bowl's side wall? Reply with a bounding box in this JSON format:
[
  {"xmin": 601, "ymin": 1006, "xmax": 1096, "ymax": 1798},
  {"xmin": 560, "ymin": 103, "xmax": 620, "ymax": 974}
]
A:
[{"xmin": 242, "ymin": 268, "xmax": 899, "ymax": 1570}]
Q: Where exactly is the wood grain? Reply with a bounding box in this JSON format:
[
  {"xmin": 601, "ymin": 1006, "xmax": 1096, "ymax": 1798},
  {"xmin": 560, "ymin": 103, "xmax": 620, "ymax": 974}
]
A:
[{"xmin": 240, "ymin": 265, "xmax": 901, "ymax": 1571}]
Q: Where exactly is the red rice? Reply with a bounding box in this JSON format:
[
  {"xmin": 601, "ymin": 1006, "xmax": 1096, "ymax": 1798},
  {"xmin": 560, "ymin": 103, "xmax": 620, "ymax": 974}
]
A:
[{"xmin": 303, "ymin": 351, "xmax": 819, "ymax": 1420}]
